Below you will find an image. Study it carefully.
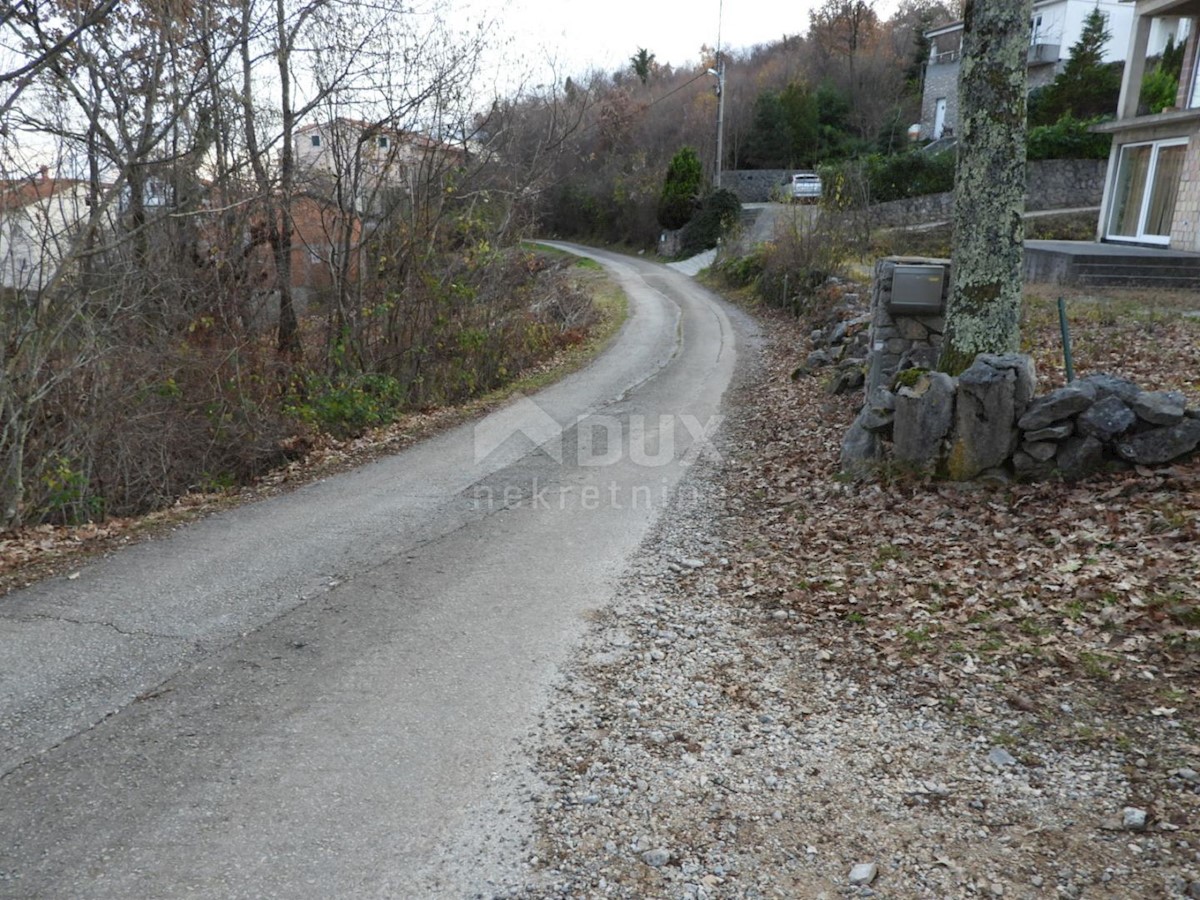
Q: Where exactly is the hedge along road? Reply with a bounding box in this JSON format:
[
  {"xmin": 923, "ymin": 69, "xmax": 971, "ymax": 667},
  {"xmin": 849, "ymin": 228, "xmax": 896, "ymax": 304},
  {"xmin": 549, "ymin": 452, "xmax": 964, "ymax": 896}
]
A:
[{"xmin": 0, "ymin": 243, "xmax": 754, "ymax": 898}]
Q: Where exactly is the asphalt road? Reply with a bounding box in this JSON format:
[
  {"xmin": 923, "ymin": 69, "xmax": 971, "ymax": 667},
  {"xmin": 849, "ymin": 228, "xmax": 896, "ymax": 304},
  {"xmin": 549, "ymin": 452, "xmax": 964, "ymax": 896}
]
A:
[{"xmin": 0, "ymin": 244, "xmax": 752, "ymax": 898}]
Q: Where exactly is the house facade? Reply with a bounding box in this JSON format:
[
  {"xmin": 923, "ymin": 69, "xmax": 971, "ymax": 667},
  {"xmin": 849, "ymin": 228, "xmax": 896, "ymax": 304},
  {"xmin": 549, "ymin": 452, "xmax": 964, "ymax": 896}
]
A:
[
  {"xmin": 919, "ymin": 0, "xmax": 1188, "ymax": 140},
  {"xmin": 294, "ymin": 118, "xmax": 466, "ymax": 215},
  {"xmin": 1094, "ymin": 0, "xmax": 1200, "ymax": 250},
  {"xmin": 0, "ymin": 171, "xmax": 91, "ymax": 292}
]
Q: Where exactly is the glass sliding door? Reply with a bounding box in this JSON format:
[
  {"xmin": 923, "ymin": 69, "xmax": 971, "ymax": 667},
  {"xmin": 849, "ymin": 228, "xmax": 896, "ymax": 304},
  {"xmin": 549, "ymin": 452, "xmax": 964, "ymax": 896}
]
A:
[{"xmin": 1107, "ymin": 139, "xmax": 1188, "ymax": 245}]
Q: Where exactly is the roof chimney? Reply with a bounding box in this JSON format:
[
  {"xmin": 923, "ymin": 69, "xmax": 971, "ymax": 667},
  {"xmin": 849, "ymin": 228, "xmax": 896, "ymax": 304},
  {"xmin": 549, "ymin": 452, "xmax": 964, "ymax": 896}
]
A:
[{"xmin": 39, "ymin": 165, "xmax": 49, "ymax": 182}]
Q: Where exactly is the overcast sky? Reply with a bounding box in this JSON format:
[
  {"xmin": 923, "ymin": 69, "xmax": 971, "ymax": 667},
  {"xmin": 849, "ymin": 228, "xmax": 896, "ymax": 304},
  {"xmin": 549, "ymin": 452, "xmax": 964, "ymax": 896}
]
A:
[{"xmin": 495, "ymin": 0, "xmax": 904, "ymax": 79}]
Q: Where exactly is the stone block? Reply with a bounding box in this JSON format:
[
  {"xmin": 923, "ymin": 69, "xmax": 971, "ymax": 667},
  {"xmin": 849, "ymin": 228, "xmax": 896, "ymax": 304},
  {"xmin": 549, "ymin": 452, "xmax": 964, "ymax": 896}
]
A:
[
  {"xmin": 1021, "ymin": 440, "xmax": 1057, "ymax": 462},
  {"xmin": 1130, "ymin": 390, "xmax": 1186, "ymax": 426},
  {"xmin": 947, "ymin": 356, "xmax": 1024, "ymax": 480},
  {"xmin": 1057, "ymin": 434, "xmax": 1105, "ymax": 481},
  {"xmin": 1116, "ymin": 418, "xmax": 1200, "ymax": 465},
  {"xmin": 806, "ymin": 349, "xmax": 833, "ymax": 368},
  {"xmin": 826, "ymin": 367, "xmax": 865, "ymax": 395},
  {"xmin": 1078, "ymin": 373, "xmax": 1140, "ymax": 404},
  {"xmin": 893, "ymin": 371, "xmax": 956, "ymax": 472},
  {"xmin": 870, "ymin": 386, "xmax": 897, "ymax": 411},
  {"xmin": 841, "ymin": 407, "xmax": 883, "ymax": 475},
  {"xmin": 1023, "ymin": 421, "xmax": 1073, "ymax": 442},
  {"xmin": 1077, "ymin": 395, "xmax": 1136, "ymax": 441},
  {"xmin": 977, "ymin": 353, "xmax": 1037, "ymax": 416},
  {"xmin": 897, "ymin": 318, "xmax": 929, "ymax": 341},
  {"xmin": 1018, "ymin": 385, "xmax": 1094, "ymax": 431}
]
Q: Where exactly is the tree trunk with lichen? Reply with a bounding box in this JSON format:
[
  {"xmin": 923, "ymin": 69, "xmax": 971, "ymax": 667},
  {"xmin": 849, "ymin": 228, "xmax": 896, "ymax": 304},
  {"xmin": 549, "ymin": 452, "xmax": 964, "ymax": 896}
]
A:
[{"xmin": 938, "ymin": 0, "xmax": 1032, "ymax": 376}]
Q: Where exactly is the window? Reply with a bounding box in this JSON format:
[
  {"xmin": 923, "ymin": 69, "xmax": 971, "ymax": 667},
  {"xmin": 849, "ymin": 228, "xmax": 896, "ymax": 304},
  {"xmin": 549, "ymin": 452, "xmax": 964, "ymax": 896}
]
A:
[
  {"xmin": 310, "ymin": 134, "xmax": 321, "ymax": 147},
  {"xmin": 1107, "ymin": 139, "xmax": 1188, "ymax": 244},
  {"xmin": 378, "ymin": 136, "xmax": 389, "ymax": 149},
  {"xmin": 1030, "ymin": 14, "xmax": 1042, "ymax": 45},
  {"xmin": 1191, "ymin": 41, "xmax": 1200, "ymax": 109}
]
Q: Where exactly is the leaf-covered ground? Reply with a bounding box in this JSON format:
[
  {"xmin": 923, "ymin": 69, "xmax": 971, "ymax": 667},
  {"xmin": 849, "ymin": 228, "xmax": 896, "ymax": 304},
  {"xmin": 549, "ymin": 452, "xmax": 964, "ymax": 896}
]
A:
[{"xmin": 721, "ymin": 284, "xmax": 1200, "ymax": 764}]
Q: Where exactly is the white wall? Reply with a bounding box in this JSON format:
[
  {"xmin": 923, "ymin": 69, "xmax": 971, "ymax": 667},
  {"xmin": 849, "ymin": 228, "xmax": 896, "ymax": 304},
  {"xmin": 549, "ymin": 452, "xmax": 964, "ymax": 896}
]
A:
[
  {"xmin": 1031, "ymin": 1, "xmax": 1132, "ymax": 63},
  {"xmin": 0, "ymin": 184, "xmax": 91, "ymax": 291}
]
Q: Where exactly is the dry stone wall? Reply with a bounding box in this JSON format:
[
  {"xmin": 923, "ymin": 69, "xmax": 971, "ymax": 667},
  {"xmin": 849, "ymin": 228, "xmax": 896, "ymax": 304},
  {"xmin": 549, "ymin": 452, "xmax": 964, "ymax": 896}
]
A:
[
  {"xmin": 841, "ymin": 258, "xmax": 1200, "ymax": 480},
  {"xmin": 869, "ymin": 159, "xmax": 1106, "ymax": 228}
]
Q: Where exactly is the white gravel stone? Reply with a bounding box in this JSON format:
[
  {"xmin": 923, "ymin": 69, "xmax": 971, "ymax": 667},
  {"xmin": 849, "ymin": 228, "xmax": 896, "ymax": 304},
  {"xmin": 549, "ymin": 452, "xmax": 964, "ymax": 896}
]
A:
[
  {"xmin": 1124, "ymin": 807, "xmax": 1149, "ymax": 832},
  {"xmin": 849, "ymin": 862, "xmax": 878, "ymax": 885}
]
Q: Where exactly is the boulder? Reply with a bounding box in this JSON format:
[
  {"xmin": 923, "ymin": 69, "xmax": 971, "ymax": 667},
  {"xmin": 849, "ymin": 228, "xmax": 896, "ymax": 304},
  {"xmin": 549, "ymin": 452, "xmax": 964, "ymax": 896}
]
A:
[
  {"xmin": 840, "ymin": 407, "xmax": 883, "ymax": 474},
  {"xmin": 1057, "ymin": 434, "xmax": 1105, "ymax": 481},
  {"xmin": 1116, "ymin": 418, "xmax": 1200, "ymax": 466},
  {"xmin": 978, "ymin": 353, "xmax": 1037, "ymax": 416},
  {"xmin": 893, "ymin": 371, "xmax": 956, "ymax": 472},
  {"xmin": 861, "ymin": 387, "xmax": 897, "ymax": 434},
  {"xmin": 947, "ymin": 355, "xmax": 1031, "ymax": 480},
  {"xmin": 1078, "ymin": 372, "xmax": 1140, "ymax": 404},
  {"xmin": 1018, "ymin": 385, "xmax": 1094, "ymax": 431},
  {"xmin": 826, "ymin": 367, "xmax": 865, "ymax": 395},
  {"xmin": 806, "ymin": 349, "xmax": 833, "ymax": 368},
  {"xmin": 870, "ymin": 386, "xmax": 897, "ymax": 412},
  {"xmin": 1077, "ymin": 395, "xmax": 1136, "ymax": 441},
  {"xmin": 1021, "ymin": 440, "xmax": 1057, "ymax": 462},
  {"xmin": 1129, "ymin": 390, "xmax": 1186, "ymax": 427}
]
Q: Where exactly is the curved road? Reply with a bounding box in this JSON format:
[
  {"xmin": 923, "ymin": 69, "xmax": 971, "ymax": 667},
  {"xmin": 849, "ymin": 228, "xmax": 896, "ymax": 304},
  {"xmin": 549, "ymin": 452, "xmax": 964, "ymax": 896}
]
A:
[{"xmin": 0, "ymin": 245, "xmax": 752, "ymax": 898}]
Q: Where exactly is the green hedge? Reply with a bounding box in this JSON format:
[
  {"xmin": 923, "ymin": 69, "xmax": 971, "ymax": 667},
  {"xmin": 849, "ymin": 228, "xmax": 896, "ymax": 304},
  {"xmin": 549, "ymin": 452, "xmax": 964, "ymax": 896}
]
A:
[
  {"xmin": 1026, "ymin": 116, "xmax": 1112, "ymax": 161},
  {"xmin": 819, "ymin": 150, "xmax": 956, "ymax": 205},
  {"xmin": 679, "ymin": 189, "xmax": 742, "ymax": 257}
]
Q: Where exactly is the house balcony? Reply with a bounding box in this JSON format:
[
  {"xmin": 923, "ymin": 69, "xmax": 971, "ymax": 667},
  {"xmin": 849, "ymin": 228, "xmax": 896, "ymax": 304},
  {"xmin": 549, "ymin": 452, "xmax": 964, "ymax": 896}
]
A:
[{"xmin": 1028, "ymin": 42, "xmax": 1061, "ymax": 65}]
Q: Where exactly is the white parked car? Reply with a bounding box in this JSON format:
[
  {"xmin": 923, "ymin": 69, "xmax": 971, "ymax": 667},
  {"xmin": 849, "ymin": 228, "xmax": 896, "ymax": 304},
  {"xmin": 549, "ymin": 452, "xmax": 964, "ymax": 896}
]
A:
[{"xmin": 790, "ymin": 171, "xmax": 822, "ymax": 203}]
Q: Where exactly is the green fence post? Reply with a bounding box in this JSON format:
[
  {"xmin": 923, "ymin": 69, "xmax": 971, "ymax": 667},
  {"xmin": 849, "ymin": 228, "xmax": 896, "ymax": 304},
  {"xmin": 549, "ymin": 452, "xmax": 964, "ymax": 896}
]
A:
[{"xmin": 1057, "ymin": 296, "xmax": 1075, "ymax": 383}]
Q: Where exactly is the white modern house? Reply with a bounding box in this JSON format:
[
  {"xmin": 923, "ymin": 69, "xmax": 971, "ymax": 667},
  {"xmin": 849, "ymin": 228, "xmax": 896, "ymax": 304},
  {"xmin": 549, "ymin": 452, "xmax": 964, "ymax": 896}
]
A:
[
  {"xmin": 920, "ymin": 0, "xmax": 1189, "ymax": 140},
  {"xmin": 1094, "ymin": 0, "xmax": 1200, "ymax": 249}
]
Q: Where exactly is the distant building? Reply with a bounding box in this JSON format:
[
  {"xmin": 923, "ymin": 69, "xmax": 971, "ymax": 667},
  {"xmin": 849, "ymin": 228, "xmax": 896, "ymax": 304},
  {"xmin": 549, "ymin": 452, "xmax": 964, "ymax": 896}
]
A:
[
  {"xmin": 919, "ymin": 0, "xmax": 1189, "ymax": 140},
  {"xmin": 0, "ymin": 169, "xmax": 91, "ymax": 292},
  {"xmin": 294, "ymin": 118, "xmax": 466, "ymax": 215}
]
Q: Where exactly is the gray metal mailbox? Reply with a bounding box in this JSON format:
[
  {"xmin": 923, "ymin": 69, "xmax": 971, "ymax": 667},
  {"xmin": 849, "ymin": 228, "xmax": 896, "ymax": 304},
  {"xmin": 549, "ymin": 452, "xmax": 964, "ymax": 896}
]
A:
[{"xmin": 889, "ymin": 264, "xmax": 946, "ymax": 314}]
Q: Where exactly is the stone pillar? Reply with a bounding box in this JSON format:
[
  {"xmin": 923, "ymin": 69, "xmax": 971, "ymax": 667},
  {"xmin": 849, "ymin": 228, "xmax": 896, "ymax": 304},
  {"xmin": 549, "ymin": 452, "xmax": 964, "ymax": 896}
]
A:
[{"xmin": 865, "ymin": 256, "xmax": 951, "ymax": 397}]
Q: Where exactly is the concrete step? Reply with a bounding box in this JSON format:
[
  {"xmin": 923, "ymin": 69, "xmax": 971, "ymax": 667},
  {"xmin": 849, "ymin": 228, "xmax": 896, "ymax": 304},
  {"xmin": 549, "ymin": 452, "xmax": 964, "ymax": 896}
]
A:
[
  {"xmin": 1024, "ymin": 240, "xmax": 1200, "ymax": 287},
  {"xmin": 1075, "ymin": 272, "xmax": 1200, "ymax": 288}
]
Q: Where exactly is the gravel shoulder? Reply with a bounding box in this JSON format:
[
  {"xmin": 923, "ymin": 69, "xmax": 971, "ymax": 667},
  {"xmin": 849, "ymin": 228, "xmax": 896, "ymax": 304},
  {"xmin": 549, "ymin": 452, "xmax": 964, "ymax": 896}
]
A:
[{"xmin": 493, "ymin": 299, "xmax": 1200, "ymax": 900}]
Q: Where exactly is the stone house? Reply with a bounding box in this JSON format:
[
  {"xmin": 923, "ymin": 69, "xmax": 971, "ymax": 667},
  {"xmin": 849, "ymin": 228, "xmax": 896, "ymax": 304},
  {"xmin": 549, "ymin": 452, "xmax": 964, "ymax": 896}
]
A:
[
  {"xmin": 1093, "ymin": 0, "xmax": 1200, "ymax": 250},
  {"xmin": 919, "ymin": 0, "xmax": 1188, "ymax": 140}
]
